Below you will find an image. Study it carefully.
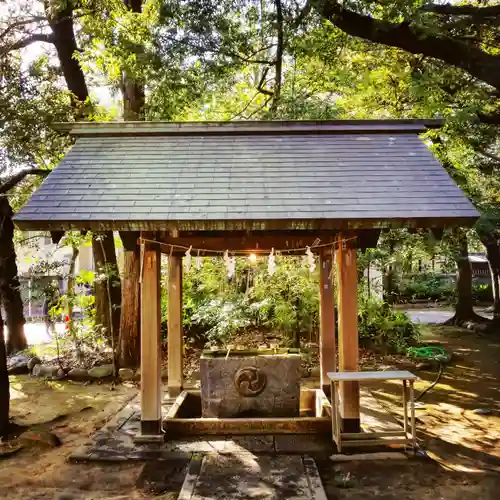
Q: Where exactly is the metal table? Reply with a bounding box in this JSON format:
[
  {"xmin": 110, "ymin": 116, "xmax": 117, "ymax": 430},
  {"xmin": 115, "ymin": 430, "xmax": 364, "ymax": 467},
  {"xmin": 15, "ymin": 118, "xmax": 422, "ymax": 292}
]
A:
[{"xmin": 327, "ymin": 370, "xmax": 418, "ymax": 453}]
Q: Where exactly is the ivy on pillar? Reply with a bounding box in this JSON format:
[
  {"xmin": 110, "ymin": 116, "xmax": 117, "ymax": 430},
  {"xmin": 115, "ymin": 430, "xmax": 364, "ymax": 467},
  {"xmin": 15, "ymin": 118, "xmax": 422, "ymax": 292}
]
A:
[
  {"xmin": 168, "ymin": 254, "xmax": 183, "ymax": 397},
  {"xmin": 335, "ymin": 234, "xmax": 361, "ymax": 433},
  {"xmin": 139, "ymin": 237, "xmax": 163, "ymax": 437}
]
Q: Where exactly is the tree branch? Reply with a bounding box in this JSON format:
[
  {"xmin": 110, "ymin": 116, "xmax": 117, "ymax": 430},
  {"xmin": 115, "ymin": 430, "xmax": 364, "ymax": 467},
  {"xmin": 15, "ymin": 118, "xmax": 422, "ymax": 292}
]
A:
[
  {"xmin": 230, "ymin": 91, "xmax": 262, "ymax": 120},
  {"xmin": 246, "ymin": 96, "xmax": 273, "ymax": 119},
  {"xmin": 477, "ymin": 110, "xmax": 500, "ymax": 124},
  {"xmin": 226, "ymin": 51, "xmax": 273, "ymax": 65},
  {"xmin": 476, "ymin": 148, "xmax": 500, "ymax": 163},
  {"xmin": 310, "ymin": 0, "xmax": 500, "ymax": 91},
  {"xmin": 270, "ymin": 0, "xmax": 284, "ymax": 113},
  {"xmin": 256, "ymin": 67, "xmax": 274, "ymax": 96},
  {"xmin": 0, "ymin": 16, "xmax": 47, "ymax": 41},
  {"xmin": 293, "ymin": 1, "xmax": 312, "ymax": 28},
  {"xmin": 420, "ymin": 3, "xmax": 500, "ymax": 17},
  {"xmin": 0, "ymin": 169, "xmax": 50, "ymax": 195},
  {"xmin": 0, "ymin": 33, "xmax": 54, "ymax": 54}
]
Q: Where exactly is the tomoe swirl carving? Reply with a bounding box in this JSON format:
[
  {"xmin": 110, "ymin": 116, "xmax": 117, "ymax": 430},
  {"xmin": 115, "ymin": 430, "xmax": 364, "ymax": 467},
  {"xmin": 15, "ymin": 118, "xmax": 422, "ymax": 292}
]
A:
[{"xmin": 234, "ymin": 366, "xmax": 267, "ymax": 397}]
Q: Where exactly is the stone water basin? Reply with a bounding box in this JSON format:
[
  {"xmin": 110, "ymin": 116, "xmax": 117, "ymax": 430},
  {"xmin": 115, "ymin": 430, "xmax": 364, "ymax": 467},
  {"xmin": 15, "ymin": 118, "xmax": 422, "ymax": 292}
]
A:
[{"xmin": 200, "ymin": 348, "xmax": 301, "ymax": 418}]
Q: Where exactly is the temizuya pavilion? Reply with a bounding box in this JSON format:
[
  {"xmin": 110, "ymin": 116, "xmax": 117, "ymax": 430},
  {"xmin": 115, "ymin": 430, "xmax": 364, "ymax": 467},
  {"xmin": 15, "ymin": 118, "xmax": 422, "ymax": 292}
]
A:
[{"xmin": 14, "ymin": 120, "xmax": 478, "ymax": 438}]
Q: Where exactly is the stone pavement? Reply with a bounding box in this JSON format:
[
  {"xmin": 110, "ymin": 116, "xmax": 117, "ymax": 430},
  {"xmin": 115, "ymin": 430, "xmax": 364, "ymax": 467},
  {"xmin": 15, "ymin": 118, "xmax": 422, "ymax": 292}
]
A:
[
  {"xmin": 70, "ymin": 389, "xmax": 405, "ymax": 498},
  {"xmin": 70, "ymin": 394, "xmax": 334, "ymax": 461},
  {"xmin": 70, "ymin": 385, "xmax": 402, "ymax": 462},
  {"xmin": 70, "ymin": 395, "xmax": 332, "ymax": 498},
  {"xmin": 178, "ymin": 454, "xmax": 327, "ymax": 500}
]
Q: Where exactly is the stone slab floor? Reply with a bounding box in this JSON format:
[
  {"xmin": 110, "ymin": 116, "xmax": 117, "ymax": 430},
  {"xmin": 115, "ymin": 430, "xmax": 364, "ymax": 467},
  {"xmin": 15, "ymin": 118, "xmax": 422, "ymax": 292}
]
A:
[{"xmin": 178, "ymin": 454, "xmax": 326, "ymax": 500}]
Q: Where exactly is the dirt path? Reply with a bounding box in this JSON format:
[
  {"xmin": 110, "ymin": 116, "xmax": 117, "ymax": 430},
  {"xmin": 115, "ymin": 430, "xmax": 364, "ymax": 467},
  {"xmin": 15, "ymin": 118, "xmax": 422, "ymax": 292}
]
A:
[
  {"xmin": 376, "ymin": 325, "xmax": 500, "ymax": 471},
  {"xmin": 318, "ymin": 325, "xmax": 500, "ymax": 499},
  {"xmin": 0, "ymin": 379, "xmax": 145, "ymax": 500},
  {"xmin": 1, "ymin": 326, "xmax": 499, "ymax": 499}
]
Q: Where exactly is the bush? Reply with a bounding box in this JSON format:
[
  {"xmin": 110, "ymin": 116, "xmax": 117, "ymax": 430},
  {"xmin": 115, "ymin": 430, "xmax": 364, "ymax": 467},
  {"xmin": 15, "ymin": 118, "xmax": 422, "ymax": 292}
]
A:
[
  {"xmin": 396, "ymin": 273, "xmax": 455, "ymax": 302},
  {"xmin": 358, "ymin": 294, "xmax": 420, "ymax": 353},
  {"xmin": 160, "ymin": 254, "xmax": 419, "ymax": 352},
  {"xmin": 472, "ymin": 282, "xmax": 493, "ymax": 303},
  {"xmin": 189, "ymin": 297, "xmax": 253, "ymax": 346},
  {"xmin": 161, "ymin": 255, "xmax": 319, "ymax": 346}
]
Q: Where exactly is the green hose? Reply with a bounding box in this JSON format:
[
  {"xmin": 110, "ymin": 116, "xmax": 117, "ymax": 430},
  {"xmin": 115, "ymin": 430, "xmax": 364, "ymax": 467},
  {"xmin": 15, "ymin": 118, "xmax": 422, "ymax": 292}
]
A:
[
  {"xmin": 406, "ymin": 346, "xmax": 451, "ymax": 401},
  {"xmin": 407, "ymin": 346, "xmax": 450, "ymax": 362}
]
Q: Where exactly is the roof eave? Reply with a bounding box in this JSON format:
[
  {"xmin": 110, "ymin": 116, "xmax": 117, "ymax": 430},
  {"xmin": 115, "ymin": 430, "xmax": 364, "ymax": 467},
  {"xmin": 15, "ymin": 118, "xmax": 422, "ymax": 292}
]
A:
[{"xmin": 13, "ymin": 215, "xmax": 478, "ymax": 233}]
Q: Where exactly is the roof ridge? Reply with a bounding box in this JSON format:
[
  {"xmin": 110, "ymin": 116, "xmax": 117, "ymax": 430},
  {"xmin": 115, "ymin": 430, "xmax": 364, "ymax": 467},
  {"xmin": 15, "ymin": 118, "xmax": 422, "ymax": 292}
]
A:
[{"xmin": 53, "ymin": 119, "xmax": 443, "ymax": 137}]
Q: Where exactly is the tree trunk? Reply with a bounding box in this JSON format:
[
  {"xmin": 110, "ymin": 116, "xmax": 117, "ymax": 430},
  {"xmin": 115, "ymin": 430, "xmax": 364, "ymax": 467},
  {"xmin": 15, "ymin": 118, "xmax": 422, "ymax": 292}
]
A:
[
  {"xmin": 122, "ymin": 74, "xmax": 145, "ymax": 120},
  {"xmin": 46, "ymin": 3, "xmax": 123, "ymax": 343},
  {"xmin": 92, "ymin": 233, "xmax": 121, "ymax": 346},
  {"xmin": 119, "ymin": 232, "xmax": 141, "ymax": 367},
  {"xmin": 0, "ymin": 307, "xmax": 9, "ymax": 438},
  {"xmin": 45, "ymin": 1, "xmax": 89, "ymax": 106},
  {"xmin": 454, "ymin": 234, "xmax": 475, "ymax": 320},
  {"xmin": 445, "ymin": 229, "xmax": 488, "ymax": 326},
  {"xmin": 0, "ymin": 197, "xmax": 27, "ymax": 354},
  {"xmin": 118, "ymin": 0, "xmax": 144, "ymax": 368},
  {"xmin": 384, "ymin": 236, "xmax": 396, "ymax": 304},
  {"xmin": 483, "ymin": 238, "xmax": 500, "ymax": 318},
  {"xmin": 122, "ymin": 0, "xmax": 145, "ymax": 121},
  {"xmin": 66, "ymin": 244, "xmax": 83, "ymax": 360},
  {"xmin": 270, "ymin": 0, "xmax": 283, "ymax": 113}
]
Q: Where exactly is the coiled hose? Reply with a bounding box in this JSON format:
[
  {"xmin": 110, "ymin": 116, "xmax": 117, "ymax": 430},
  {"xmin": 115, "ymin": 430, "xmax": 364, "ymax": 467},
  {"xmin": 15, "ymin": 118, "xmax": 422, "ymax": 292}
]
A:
[{"xmin": 407, "ymin": 346, "xmax": 450, "ymax": 402}]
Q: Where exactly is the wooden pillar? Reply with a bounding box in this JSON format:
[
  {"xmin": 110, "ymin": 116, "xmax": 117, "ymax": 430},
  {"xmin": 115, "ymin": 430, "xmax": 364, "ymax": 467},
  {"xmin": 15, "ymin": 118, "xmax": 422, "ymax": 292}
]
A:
[
  {"xmin": 168, "ymin": 254, "xmax": 183, "ymax": 397},
  {"xmin": 335, "ymin": 235, "xmax": 360, "ymax": 432},
  {"xmin": 140, "ymin": 240, "xmax": 162, "ymax": 436},
  {"xmin": 319, "ymin": 251, "xmax": 336, "ymax": 396}
]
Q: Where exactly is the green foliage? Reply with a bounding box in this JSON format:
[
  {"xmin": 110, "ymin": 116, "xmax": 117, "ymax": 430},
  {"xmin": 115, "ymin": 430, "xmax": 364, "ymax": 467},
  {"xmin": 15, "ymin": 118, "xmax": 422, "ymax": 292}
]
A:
[
  {"xmin": 161, "ymin": 254, "xmax": 320, "ymax": 347},
  {"xmin": 397, "ymin": 273, "xmax": 455, "ymax": 303},
  {"xmin": 3, "ymin": 0, "xmax": 498, "ymax": 354},
  {"xmin": 0, "ymin": 53, "xmax": 72, "ymax": 207},
  {"xmin": 358, "ymin": 294, "xmax": 421, "ymax": 353},
  {"xmin": 472, "ymin": 282, "xmax": 492, "ymax": 304},
  {"xmin": 160, "ymin": 254, "xmax": 419, "ymax": 352}
]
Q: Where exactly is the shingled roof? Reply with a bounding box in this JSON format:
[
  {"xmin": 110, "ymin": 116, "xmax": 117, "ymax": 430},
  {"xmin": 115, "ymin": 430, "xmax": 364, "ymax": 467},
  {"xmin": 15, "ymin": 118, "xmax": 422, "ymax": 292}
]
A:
[{"xmin": 14, "ymin": 120, "xmax": 478, "ymax": 231}]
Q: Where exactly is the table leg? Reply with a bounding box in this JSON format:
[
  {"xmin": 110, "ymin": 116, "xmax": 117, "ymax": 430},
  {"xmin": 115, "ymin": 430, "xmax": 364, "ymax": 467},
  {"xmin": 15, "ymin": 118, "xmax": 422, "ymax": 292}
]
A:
[
  {"xmin": 402, "ymin": 380, "xmax": 408, "ymax": 438},
  {"xmin": 331, "ymin": 380, "xmax": 337, "ymax": 445},
  {"xmin": 333, "ymin": 382, "xmax": 342, "ymax": 453},
  {"xmin": 409, "ymin": 380, "xmax": 416, "ymax": 450}
]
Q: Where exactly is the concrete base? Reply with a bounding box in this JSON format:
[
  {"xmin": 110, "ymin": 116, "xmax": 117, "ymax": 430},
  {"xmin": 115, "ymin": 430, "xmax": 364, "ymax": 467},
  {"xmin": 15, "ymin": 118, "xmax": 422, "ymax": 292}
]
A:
[
  {"xmin": 133, "ymin": 433, "xmax": 165, "ymax": 444},
  {"xmin": 70, "ymin": 387, "xmax": 405, "ymax": 463},
  {"xmin": 164, "ymin": 389, "xmax": 331, "ymax": 437}
]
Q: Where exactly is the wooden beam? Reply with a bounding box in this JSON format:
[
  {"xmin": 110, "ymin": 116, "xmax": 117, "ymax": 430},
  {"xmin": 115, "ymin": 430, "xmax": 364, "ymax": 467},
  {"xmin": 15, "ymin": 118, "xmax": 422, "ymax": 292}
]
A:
[
  {"xmin": 168, "ymin": 254, "xmax": 183, "ymax": 397},
  {"xmin": 356, "ymin": 229, "xmax": 381, "ymax": 250},
  {"xmin": 156, "ymin": 230, "xmax": 384, "ymax": 253},
  {"xmin": 319, "ymin": 251, "xmax": 336, "ymax": 395},
  {"xmin": 140, "ymin": 238, "xmax": 163, "ymax": 436},
  {"xmin": 157, "ymin": 231, "xmax": 338, "ymax": 253},
  {"xmin": 335, "ymin": 235, "xmax": 360, "ymax": 432}
]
